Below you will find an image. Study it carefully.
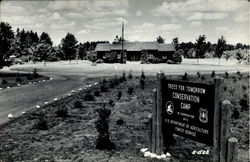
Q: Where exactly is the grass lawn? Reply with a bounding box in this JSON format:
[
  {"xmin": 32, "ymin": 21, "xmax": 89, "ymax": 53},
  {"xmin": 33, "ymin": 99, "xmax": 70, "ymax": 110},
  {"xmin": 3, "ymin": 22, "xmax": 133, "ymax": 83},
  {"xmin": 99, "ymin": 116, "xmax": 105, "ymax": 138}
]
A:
[{"xmin": 0, "ymin": 71, "xmax": 249, "ymax": 162}]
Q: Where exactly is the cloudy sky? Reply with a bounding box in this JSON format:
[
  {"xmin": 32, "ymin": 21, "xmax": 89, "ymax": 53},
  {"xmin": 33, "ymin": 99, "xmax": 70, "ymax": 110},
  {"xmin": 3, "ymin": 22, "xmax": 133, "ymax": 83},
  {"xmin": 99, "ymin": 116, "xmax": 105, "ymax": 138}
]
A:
[{"xmin": 1, "ymin": 0, "xmax": 249, "ymax": 45}]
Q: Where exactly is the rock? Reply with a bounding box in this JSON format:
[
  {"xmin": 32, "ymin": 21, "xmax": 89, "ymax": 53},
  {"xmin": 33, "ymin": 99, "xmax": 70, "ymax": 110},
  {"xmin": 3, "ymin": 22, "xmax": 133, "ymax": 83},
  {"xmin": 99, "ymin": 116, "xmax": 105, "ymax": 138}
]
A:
[
  {"xmin": 140, "ymin": 148, "xmax": 148, "ymax": 152},
  {"xmin": 8, "ymin": 113, "xmax": 13, "ymax": 118},
  {"xmin": 166, "ymin": 152, "xmax": 171, "ymax": 157}
]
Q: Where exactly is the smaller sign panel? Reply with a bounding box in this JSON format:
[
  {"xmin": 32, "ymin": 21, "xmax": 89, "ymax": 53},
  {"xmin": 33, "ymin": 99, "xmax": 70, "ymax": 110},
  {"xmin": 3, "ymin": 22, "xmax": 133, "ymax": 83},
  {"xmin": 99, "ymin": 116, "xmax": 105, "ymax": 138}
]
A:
[{"xmin": 163, "ymin": 79, "xmax": 215, "ymax": 146}]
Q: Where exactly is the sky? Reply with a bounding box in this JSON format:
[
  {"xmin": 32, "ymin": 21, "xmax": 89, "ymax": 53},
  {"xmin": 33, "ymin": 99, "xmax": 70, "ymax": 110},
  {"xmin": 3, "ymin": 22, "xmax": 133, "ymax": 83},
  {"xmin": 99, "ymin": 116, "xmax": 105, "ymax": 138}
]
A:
[{"xmin": 1, "ymin": 0, "xmax": 249, "ymax": 46}]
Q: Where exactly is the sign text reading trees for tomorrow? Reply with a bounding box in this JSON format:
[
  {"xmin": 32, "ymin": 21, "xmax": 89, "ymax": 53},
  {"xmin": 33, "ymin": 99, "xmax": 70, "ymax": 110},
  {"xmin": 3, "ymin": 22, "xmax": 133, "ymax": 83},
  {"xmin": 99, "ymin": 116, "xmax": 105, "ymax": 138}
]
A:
[{"xmin": 163, "ymin": 79, "xmax": 215, "ymax": 146}]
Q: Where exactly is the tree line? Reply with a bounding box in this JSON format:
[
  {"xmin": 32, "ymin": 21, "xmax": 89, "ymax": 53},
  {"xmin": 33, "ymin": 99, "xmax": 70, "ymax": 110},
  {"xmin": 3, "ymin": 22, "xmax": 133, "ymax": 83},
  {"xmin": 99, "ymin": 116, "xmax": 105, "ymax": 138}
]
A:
[
  {"xmin": 0, "ymin": 22, "xmax": 249, "ymax": 68},
  {"xmin": 0, "ymin": 22, "xmax": 108, "ymax": 67},
  {"xmin": 157, "ymin": 35, "xmax": 249, "ymax": 64}
]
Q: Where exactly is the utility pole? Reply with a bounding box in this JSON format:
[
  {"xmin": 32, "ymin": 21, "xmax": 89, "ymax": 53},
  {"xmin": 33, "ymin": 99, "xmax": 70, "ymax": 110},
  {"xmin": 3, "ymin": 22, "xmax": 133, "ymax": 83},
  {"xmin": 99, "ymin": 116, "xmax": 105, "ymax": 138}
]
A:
[{"xmin": 121, "ymin": 22, "xmax": 124, "ymax": 64}]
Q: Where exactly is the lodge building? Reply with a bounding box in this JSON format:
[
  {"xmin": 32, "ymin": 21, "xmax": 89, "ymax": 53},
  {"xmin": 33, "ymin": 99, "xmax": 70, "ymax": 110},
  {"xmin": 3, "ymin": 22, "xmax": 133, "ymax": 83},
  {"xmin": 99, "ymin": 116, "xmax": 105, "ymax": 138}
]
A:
[{"xmin": 95, "ymin": 41, "xmax": 176, "ymax": 61}]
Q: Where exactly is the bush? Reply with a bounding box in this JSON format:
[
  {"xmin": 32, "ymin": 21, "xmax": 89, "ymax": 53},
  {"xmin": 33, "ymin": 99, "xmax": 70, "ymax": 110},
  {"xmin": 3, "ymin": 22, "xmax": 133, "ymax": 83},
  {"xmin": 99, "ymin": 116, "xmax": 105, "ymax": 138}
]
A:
[
  {"xmin": 56, "ymin": 108, "xmax": 68, "ymax": 118},
  {"xmin": 117, "ymin": 91, "xmax": 122, "ymax": 100},
  {"xmin": 103, "ymin": 51, "xmax": 119, "ymax": 63},
  {"xmin": 33, "ymin": 68, "xmax": 38, "ymax": 78},
  {"xmin": 95, "ymin": 105, "xmax": 115, "ymax": 150},
  {"xmin": 108, "ymin": 99, "xmax": 115, "ymax": 106},
  {"xmin": 172, "ymin": 51, "xmax": 182, "ymax": 64},
  {"xmin": 94, "ymin": 90, "xmax": 101, "ymax": 96},
  {"xmin": 141, "ymin": 70, "xmax": 145, "ymax": 80},
  {"xmin": 15, "ymin": 77, "xmax": 22, "ymax": 82},
  {"xmin": 27, "ymin": 75, "xmax": 33, "ymax": 80},
  {"xmin": 2, "ymin": 79, "xmax": 7, "ymax": 84},
  {"xmin": 74, "ymin": 100, "xmax": 83, "ymax": 108},
  {"xmin": 167, "ymin": 60, "xmax": 174, "ymax": 64},
  {"xmin": 128, "ymin": 87, "xmax": 134, "ymax": 94},
  {"xmin": 100, "ymin": 84, "xmax": 108, "ymax": 92},
  {"xmin": 116, "ymin": 119, "xmax": 124, "ymax": 125},
  {"xmin": 113, "ymin": 76, "xmax": 120, "ymax": 86},
  {"xmin": 96, "ymin": 59, "xmax": 104, "ymax": 64},
  {"xmin": 182, "ymin": 72, "xmax": 188, "ymax": 81},
  {"xmin": 128, "ymin": 70, "xmax": 133, "ymax": 79},
  {"xmin": 122, "ymin": 71, "xmax": 126, "ymax": 81},
  {"xmin": 211, "ymin": 71, "xmax": 215, "ymax": 78},
  {"xmin": 140, "ymin": 78, "xmax": 145, "ymax": 90},
  {"xmin": 34, "ymin": 118, "xmax": 48, "ymax": 130},
  {"xmin": 84, "ymin": 91, "xmax": 95, "ymax": 101},
  {"xmin": 225, "ymin": 72, "xmax": 229, "ymax": 78},
  {"xmin": 240, "ymin": 99, "xmax": 249, "ymax": 111},
  {"xmin": 146, "ymin": 57, "xmax": 162, "ymax": 64},
  {"xmin": 197, "ymin": 72, "xmax": 200, "ymax": 78}
]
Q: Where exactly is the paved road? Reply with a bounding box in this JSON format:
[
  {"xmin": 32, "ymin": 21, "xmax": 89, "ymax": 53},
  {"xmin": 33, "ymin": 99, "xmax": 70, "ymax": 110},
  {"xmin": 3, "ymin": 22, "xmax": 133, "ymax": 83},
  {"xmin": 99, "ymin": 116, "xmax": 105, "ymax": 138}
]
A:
[
  {"xmin": 0, "ymin": 61, "xmax": 248, "ymax": 124},
  {"xmin": 0, "ymin": 73, "xmax": 87, "ymax": 124}
]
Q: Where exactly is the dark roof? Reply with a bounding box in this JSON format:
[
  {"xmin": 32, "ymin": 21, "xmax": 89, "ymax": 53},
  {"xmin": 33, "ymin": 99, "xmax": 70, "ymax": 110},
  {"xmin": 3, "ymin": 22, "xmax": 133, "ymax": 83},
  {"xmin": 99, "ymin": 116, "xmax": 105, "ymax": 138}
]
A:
[{"xmin": 95, "ymin": 42, "xmax": 175, "ymax": 52}]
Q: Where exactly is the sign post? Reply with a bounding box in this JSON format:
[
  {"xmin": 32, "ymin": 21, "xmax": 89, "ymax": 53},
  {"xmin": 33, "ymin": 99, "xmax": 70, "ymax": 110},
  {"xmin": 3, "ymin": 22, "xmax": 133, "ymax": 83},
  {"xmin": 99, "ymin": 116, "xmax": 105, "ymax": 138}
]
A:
[{"xmin": 148, "ymin": 73, "xmax": 238, "ymax": 162}]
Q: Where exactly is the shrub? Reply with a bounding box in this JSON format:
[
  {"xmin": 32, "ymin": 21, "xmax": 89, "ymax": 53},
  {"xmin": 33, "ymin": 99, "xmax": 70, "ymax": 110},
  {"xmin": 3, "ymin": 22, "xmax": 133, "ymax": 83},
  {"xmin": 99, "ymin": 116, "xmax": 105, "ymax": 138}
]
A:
[
  {"xmin": 225, "ymin": 72, "xmax": 229, "ymax": 79},
  {"xmin": 95, "ymin": 105, "xmax": 116, "ymax": 150},
  {"xmin": 242, "ymin": 85, "xmax": 247, "ymax": 91},
  {"xmin": 122, "ymin": 71, "xmax": 126, "ymax": 81},
  {"xmin": 33, "ymin": 68, "xmax": 38, "ymax": 78},
  {"xmin": 140, "ymin": 78, "xmax": 145, "ymax": 90},
  {"xmin": 116, "ymin": 119, "xmax": 124, "ymax": 125},
  {"xmin": 109, "ymin": 81, "xmax": 115, "ymax": 88},
  {"xmin": 128, "ymin": 87, "xmax": 134, "ymax": 94},
  {"xmin": 117, "ymin": 91, "xmax": 122, "ymax": 100},
  {"xmin": 146, "ymin": 57, "xmax": 162, "ymax": 64},
  {"xmin": 172, "ymin": 51, "xmax": 182, "ymax": 64},
  {"xmin": 56, "ymin": 108, "xmax": 68, "ymax": 118},
  {"xmin": 2, "ymin": 79, "xmax": 7, "ymax": 84},
  {"xmin": 100, "ymin": 78, "xmax": 109, "ymax": 92},
  {"xmin": 201, "ymin": 76, "xmax": 205, "ymax": 80},
  {"xmin": 100, "ymin": 84, "xmax": 108, "ymax": 92},
  {"xmin": 84, "ymin": 91, "xmax": 95, "ymax": 101},
  {"xmin": 182, "ymin": 72, "xmax": 188, "ymax": 81},
  {"xmin": 34, "ymin": 118, "xmax": 48, "ymax": 130},
  {"xmin": 96, "ymin": 59, "xmax": 104, "ymax": 64},
  {"xmin": 103, "ymin": 51, "xmax": 119, "ymax": 63},
  {"xmin": 211, "ymin": 71, "xmax": 215, "ymax": 78},
  {"xmin": 197, "ymin": 72, "xmax": 200, "ymax": 78},
  {"xmin": 74, "ymin": 100, "xmax": 83, "ymax": 108},
  {"xmin": 232, "ymin": 106, "xmax": 240, "ymax": 119},
  {"xmin": 240, "ymin": 99, "xmax": 249, "ymax": 111},
  {"xmin": 108, "ymin": 99, "xmax": 115, "ymax": 107},
  {"xmin": 27, "ymin": 75, "xmax": 33, "ymax": 80},
  {"xmin": 141, "ymin": 70, "xmax": 145, "ymax": 80},
  {"xmin": 16, "ymin": 77, "xmax": 22, "ymax": 82},
  {"xmin": 236, "ymin": 71, "xmax": 241, "ymax": 76},
  {"xmin": 94, "ymin": 90, "xmax": 101, "ymax": 96},
  {"xmin": 167, "ymin": 60, "xmax": 174, "ymax": 64},
  {"xmin": 113, "ymin": 76, "xmax": 120, "ymax": 86},
  {"xmin": 128, "ymin": 70, "xmax": 133, "ymax": 79}
]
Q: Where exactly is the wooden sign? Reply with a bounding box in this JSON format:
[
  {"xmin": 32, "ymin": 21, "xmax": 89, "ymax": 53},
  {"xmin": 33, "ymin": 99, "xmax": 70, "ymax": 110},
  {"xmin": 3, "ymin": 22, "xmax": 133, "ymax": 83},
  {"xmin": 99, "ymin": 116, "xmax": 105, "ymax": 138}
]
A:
[{"xmin": 163, "ymin": 79, "xmax": 215, "ymax": 145}]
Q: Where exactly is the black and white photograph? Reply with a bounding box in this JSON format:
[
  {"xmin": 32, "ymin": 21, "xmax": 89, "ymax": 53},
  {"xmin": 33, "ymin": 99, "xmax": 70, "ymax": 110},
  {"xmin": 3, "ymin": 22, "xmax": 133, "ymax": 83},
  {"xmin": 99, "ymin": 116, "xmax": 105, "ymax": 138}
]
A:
[{"xmin": 0, "ymin": 0, "xmax": 249, "ymax": 161}]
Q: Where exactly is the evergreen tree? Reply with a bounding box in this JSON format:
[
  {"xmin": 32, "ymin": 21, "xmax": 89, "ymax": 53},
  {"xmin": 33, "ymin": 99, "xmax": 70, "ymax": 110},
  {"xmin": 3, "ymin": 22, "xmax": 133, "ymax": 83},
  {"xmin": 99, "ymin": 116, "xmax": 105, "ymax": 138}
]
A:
[
  {"xmin": 61, "ymin": 33, "xmax": 78, "ymax": 63},
  {"xmin": 215, "ymin": 36, "xmax": 227, "ymax": 65},
  {"xmin": 0, "ymin": 22, "xmax": 14, "ymax": 68}
]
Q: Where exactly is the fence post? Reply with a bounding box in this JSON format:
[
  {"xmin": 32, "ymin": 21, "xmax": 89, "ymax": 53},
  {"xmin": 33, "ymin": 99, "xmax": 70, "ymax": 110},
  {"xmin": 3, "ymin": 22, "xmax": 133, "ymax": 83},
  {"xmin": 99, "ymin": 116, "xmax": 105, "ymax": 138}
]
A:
[
  {"xmin": 156, "ymin": 72, "xmax": 165, "ymax": 155},
  {"xmin": 227, "ymin": 137, "xmax": 238, "ymax": 162},
  {"xmin": 220, "ymin": 100, "xmax": 231, "ymax": 162},
  {"xmin": 151, "ymin": 89, "xmax": 157, "ymax": 153},
  {"xmin": 148, "ymin": 114, "xmax": 152, "ymax": 152},
  {"xmin": 213, "ymin": 77, "xmax": 224, "ymax": 162}
]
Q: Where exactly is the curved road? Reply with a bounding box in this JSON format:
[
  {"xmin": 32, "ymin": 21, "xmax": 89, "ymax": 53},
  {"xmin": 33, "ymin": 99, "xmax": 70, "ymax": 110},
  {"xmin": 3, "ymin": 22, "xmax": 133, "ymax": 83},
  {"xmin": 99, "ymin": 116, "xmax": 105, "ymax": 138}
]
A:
[{"xmin": 0, "ymin": 60, "xmax": 249, "ymax": 124}]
